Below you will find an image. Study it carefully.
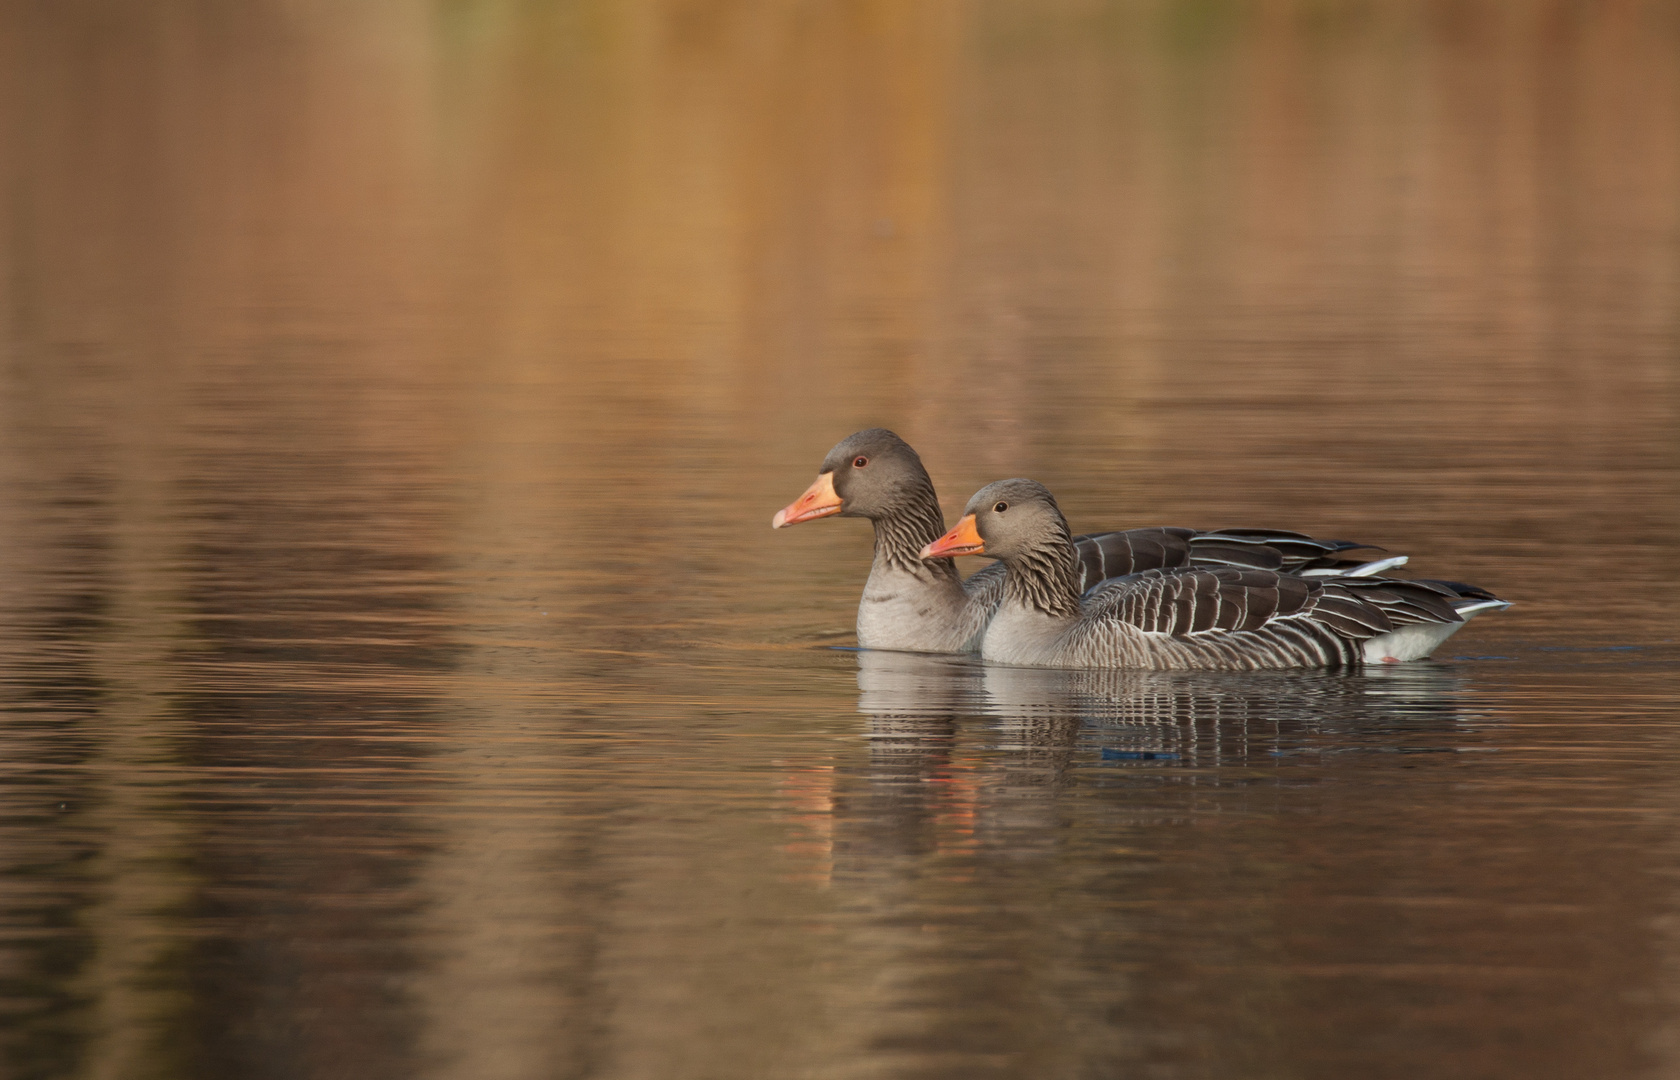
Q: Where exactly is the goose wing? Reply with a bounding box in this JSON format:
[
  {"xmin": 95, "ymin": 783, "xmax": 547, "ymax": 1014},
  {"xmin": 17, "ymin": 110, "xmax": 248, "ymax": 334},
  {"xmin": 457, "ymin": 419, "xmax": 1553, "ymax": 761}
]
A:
[
  {"xmin": 1069, "ymin": 527, "xmax": 1383, "ymax": 591},
  {"xmin": 981, "ymin": 530, "xmax": 1437, "ymax": 651},
  {"xmin": 1081, "ymin": 567, "xmax": 1465, "ymax": 652},
  {"xmin": 1188, "ymin": 529, "xmax": 1380, "ymax": 573},
  {"xmin": 1069, "ymin": 528, "xmax": 1198, "ymax": 589}
]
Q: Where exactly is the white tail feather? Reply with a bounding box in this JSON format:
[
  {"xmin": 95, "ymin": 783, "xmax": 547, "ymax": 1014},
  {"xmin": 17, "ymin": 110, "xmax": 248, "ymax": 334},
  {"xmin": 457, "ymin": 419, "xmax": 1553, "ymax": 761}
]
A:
[
  {"xmin": 1452, "ymin": 598, "xmax": 1512, "ymax": 619},
  {"xmin": 1362, "ymin": 597, "xmax": 1511, "ymax": 663},
  {"xmin": 1299, "ymin": 555, "xmax": 1409, "ymax": 578},
  {"xmin": 1362, "ymin": 621, "xmax": 1464, "ymax": 663}
]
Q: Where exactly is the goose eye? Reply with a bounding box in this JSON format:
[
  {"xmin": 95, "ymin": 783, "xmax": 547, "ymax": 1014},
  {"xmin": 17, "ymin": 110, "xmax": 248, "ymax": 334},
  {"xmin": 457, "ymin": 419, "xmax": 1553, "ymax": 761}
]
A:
[
  {"xmin": 993, "ymin": 501, "xmax": 1008, "ymax": 513},
  {"xmin": 853, "ymin": 456, "xmax": 869, "ymax": 468}
]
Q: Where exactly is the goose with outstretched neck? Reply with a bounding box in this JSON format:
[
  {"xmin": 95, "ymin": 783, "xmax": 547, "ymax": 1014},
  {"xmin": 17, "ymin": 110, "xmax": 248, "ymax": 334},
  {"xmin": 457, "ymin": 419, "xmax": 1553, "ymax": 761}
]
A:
[
  {"xmin": 921, "ymin": 478, "xmax": 1509, "ymax": 670},
  {"xmin": 772, "ymin": 429, "xmax": 1394, "ymax": 654}
]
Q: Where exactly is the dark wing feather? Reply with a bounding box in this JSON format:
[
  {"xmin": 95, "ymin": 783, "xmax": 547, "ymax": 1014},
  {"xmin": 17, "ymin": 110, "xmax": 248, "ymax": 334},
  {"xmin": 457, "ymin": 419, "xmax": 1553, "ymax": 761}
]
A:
[
  {"xmin": 1083, "ymin": 567, "xmax": 1460, "ymax": 645},
  {"xmin": 1067, "ymin": 526, "xmax": 1491, "ymax": 628},
  {"xmin": 1408, "ymin": 579, "xmax": 1502, "ymax": 602},
  {"xmin": 1197, "ymin": 529, "xmax": 1381, "ymax": 572},
  {"xmin": 1071, "ymin": 527, "xmax": 1386, "ymax": 589},
  {"xmin": 1304, "ymin": 593, "xmax": 1394, "ymax": 637},
  {"xmin": 1325, "ymin": 578, "xmax": 1463, "ymax": 625},
  {"xmin": 1070, "ymin": 528, "xmax": 1197, "ymax": 592},
  {"xmin": 1088, "ymin": 567, "xmax": 1318, "ymax": 637},
  {"xmin": 1234, "ymin": 573, "xmax": 1282, "ymax": 628},
  {"xmin": 1188, "ymin": 573, "xmax": 1221, "ymax": 633},
  {"xmin": 1180, "ymin": 539, "xmax": 1283, "ymax": 571}
]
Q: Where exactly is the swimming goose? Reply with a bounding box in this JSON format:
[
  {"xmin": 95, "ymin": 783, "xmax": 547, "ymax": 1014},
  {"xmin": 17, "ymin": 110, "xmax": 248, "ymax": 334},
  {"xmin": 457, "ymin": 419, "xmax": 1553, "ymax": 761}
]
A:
[
  {"xmin": 771, "ymin": 429, "xmax": 1394, "ymax": 654},
  {"xmin": 920, "ymin": 479, "xmax": 1509, "ymax": 670}
]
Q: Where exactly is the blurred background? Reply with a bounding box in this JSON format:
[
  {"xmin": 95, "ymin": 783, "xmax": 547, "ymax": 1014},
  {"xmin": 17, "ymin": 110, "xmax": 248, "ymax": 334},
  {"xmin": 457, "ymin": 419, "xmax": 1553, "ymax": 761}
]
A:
[{"xmin": 1, "ymin": 2, "xmax": 1678, "ymax": 1079}]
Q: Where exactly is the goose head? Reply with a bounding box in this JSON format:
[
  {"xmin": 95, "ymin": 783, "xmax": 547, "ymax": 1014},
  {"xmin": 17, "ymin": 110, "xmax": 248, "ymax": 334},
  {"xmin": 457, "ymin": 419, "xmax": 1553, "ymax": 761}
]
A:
[
  {"xmin": 772, "ymin": 428, "xmax": 936, "ymax": 528},
  {"xmin": 919, "ymin": 479, "xmax": 1069, "ymax": 562}
]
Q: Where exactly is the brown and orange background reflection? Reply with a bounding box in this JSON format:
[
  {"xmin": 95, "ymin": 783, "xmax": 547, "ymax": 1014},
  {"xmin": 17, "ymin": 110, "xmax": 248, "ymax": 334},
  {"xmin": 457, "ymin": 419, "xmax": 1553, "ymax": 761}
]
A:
[{"xmin": 1, "ymin": 4, "xmax": 1678, "ymax": 1079}]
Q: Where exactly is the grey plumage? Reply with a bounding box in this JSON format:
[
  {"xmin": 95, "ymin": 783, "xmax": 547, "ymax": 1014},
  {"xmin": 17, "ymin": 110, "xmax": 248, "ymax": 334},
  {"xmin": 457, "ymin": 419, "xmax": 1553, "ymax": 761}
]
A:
[
  {"xmin": 951, "ymin": 479, "xmax": 1507, "ymax": 671},
  {"xmin": 1042, "ymin": 567, "xmax": 1482, "ymax": 670},
  {"xmin": 774, "ymin": 430, "xmax": 1475, "ymax": 659}
]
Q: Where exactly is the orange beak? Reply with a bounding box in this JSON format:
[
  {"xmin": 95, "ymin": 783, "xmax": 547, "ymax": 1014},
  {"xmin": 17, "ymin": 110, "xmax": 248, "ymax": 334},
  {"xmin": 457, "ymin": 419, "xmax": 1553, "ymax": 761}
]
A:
[
  {"xmin": 920, "ymin": 514, "xmax": 984, "ymax": 559},
  {"xmin": 772, "ymin": 472, "xmax": 843, "ymax": 528}
]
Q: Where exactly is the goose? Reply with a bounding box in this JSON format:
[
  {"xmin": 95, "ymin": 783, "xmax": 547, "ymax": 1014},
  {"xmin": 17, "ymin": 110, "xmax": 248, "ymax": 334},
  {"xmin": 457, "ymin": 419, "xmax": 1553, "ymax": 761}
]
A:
[
  {"xmin": 919, "ymin": 478, "xmax": 1509, "ymax": 670},
  {"xmin": 771, "ymin": 429, "xmax": 1399, "ymax": 654}
]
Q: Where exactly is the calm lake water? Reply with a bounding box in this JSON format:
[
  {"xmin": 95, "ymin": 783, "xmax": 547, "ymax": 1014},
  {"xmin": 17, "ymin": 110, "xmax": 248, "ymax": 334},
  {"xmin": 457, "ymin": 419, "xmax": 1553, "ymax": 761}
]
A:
[{"xmin": 2, "ymin": 3, "xmax": 1679, "ymax": 1078}]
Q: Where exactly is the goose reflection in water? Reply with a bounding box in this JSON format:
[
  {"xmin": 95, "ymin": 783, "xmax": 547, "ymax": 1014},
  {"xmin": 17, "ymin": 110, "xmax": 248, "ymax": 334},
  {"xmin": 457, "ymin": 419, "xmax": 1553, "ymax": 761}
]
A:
[
  {"xmin": 793, "ymin": 651, "xmax": 1496, "ymax": 888},
  {"xmin": 784, "ymin": 650, "xmax": 1504, "ymax": 1052},
  {"xmin": 852, "ymin": 648, "xmax": 1491, "ymax": 800}
]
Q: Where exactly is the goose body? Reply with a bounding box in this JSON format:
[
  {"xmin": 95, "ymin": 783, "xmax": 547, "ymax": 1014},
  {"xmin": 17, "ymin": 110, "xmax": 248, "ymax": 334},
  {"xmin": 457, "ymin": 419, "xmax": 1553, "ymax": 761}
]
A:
[
  {"xmin": 922, "ymin": 479, "xmax": 1509, "ymax": 671},
  {"xmin": 772, "ymin": 430, "xmax": 1394, "ymax": 655}
]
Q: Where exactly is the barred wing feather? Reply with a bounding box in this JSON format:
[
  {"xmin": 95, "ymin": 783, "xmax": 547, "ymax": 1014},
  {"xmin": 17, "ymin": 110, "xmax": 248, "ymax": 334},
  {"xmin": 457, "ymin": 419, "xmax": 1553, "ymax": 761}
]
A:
[
  {"xmin": 1068, "ymin": 528, "xmax": 1382, "ymax": 592},
  {"xmin": 1069, "ymin": 528, "xmax": 1201, "ymax": 590},
  {"xmin": 1191, "ymin": 529, "xmax": 1379, "ymax": 573},
  {"xmin": 1073, "ymin": 568, "xmax": 1467, "ymax": 669}
]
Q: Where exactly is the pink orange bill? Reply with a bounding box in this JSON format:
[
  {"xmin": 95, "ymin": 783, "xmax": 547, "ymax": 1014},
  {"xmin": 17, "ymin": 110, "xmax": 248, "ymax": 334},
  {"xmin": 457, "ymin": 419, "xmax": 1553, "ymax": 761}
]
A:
[
  {"xmin": 772, "ymin": 472, "xmax": 842, "ymax": 528},
  {"xmin": 920, "ymin": 514, "xmax": 984, "ymax": 559}
]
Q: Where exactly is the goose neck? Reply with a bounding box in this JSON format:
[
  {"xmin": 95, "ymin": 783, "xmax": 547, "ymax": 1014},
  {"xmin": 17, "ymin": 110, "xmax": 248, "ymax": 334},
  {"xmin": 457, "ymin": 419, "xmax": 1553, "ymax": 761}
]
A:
[
  {"xmin": 870, "ymin": 491, "xmax": 958, "ymax": 581},
  {"xmin": 1003, "ymin": 536, "xmax": 1083, "ymax": 620}
]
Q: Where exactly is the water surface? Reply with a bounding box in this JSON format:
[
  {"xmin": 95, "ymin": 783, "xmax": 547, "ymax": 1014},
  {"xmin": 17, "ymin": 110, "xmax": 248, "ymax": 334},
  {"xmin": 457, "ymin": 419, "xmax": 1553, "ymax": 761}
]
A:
[{"xmin": 1, "ymin": 3, "xmax": 1678, "ymax": 1079}]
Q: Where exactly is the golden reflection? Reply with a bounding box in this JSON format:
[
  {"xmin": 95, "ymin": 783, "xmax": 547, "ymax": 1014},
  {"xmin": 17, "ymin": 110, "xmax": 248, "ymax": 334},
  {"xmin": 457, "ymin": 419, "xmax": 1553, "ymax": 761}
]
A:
[{"xmin": 0, "ymin": 1, "xmax": 1677, "ymax": 1077}]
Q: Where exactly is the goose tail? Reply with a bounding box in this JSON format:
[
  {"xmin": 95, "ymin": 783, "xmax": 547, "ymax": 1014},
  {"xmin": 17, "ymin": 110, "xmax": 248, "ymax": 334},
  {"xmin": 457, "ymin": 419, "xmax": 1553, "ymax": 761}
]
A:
[{"xmin": 1359, "ymin": 579, "xmax": 1510, "ymax": 664}]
